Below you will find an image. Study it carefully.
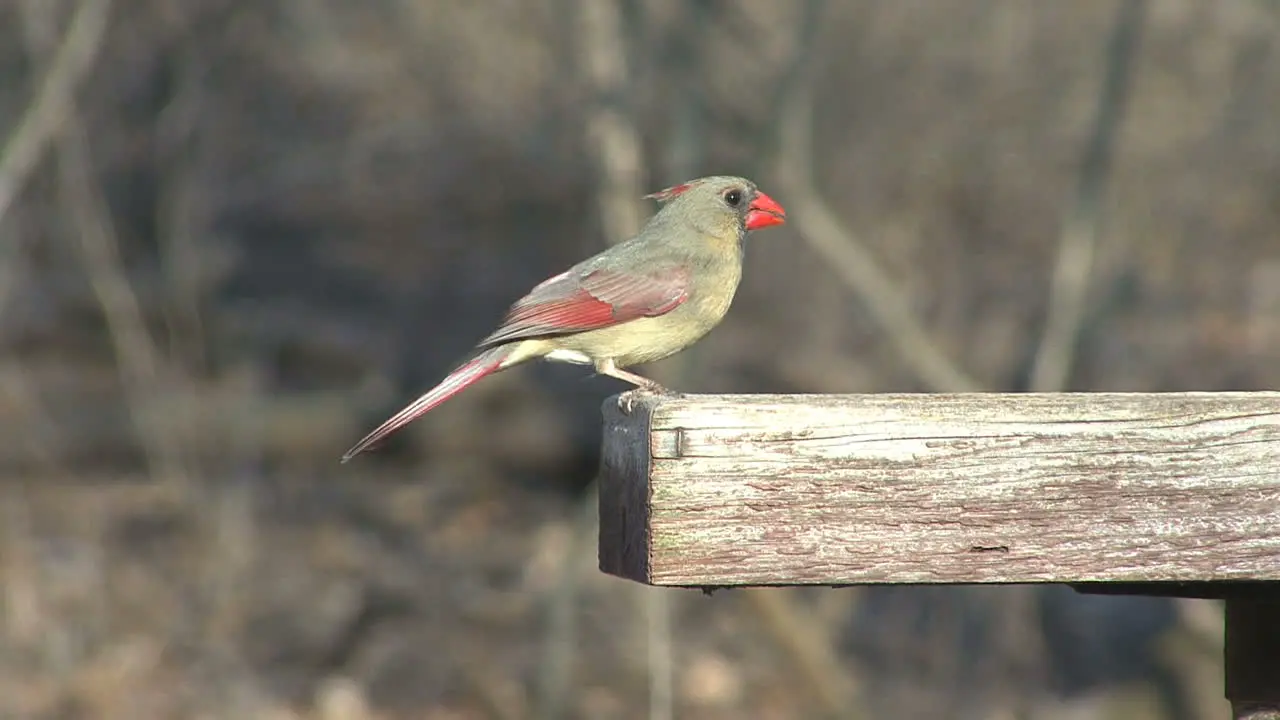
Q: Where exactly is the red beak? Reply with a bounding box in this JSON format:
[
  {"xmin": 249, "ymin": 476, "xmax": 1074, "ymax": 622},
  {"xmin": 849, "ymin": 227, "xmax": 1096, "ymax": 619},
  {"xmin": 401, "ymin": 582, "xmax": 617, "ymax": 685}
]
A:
[{"xmin": 745, "ymin": 191, "xmax": 786, "ymax": 231}]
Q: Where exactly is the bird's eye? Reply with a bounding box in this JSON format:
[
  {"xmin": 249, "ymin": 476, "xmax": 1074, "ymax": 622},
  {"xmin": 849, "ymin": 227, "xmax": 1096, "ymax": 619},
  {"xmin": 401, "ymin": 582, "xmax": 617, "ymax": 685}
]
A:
[{"xmin": 724, "ymin": 189, "xmax": 743, "ymax": 207}]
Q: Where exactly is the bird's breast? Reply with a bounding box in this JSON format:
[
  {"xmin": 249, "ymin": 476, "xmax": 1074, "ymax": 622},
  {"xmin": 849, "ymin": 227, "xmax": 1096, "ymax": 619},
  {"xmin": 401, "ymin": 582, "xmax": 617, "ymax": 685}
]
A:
[{"xmin": 684, "ymin": 251, "xmax": 743, "ymax": 323}]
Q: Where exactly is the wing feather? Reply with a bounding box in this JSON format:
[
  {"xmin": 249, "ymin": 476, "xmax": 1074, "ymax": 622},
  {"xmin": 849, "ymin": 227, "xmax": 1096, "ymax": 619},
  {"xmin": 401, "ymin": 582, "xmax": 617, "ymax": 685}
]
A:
[{"xmin": 478, "ymin": 266, "xmax": 690, "ymax": 347}]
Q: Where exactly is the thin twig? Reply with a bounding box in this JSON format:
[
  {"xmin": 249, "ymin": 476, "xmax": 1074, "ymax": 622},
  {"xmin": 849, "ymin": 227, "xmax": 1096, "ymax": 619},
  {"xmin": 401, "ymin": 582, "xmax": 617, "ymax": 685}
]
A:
[
  {"xmin": 0, "ymin": 0, "xmax": 111, "ymax": 228},
  {"xmin": 649, "ymin": 0, "xmax": 711, "ymax": 390},
  {"xmin": 645, "ymin": 584, "xmax": 673, "ymax": 720},
  {"xmin": 1029, "ymin": 0, "xmax": 1146, "ymax": 392},
  {"xmin": 576, "ymin": 0, "xmax": 678, "ymax": 710},
  {"xmin": 535, "ymin": 2, "xmax": 670, "ymax": 718},
  {"xmin": 0, "ymin": 361, "xmax": 64, "ymax": 473},
  {"xmin": 745, "ymin": 589, "xmax": 861, "ymax": 719},
  {"xmin": 697, "ymin": 7, "xmax": 866, "ymax": 720},
  {"xmin": 575, "ymin": 0, "xmax": 646, "ymax": 245},
  {"xmin": 752, "ymin": 6, "xmax": 977, "ymax": 716},
  {"xmin": 154, "ymin": 28, "xmax": 212, "ymax": 376},
  {"xmin": 55, "ymin": 118, "xmax": 189, "ymax": 476},
  {"xmin": 0, "ymin": 227, "xmax": 52, "ymax": 474},
  {"xmin": 20, "ymin": 0, "xmax": 187, "ymax": 484},
  {"xmin": 534, "ymin": 484, "xmax": 595, "ymax": 720},
  {"xmin": 659, "ymin": 0, "xmax": 710, "ymax": 184},
  {"xmin": 773, "ymin": 3, "xmax": 983, "ymax": 394},
  {"xmin": 0, "ymin": 212, "xmax": 26, "ymax": 323}
]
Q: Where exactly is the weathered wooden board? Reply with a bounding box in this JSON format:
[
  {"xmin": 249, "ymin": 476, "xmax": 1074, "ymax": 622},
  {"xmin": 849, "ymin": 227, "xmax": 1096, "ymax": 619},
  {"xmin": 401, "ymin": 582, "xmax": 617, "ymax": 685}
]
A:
[{"xmin": 597, "ymin": 392, "xmax": 1280, "ymax": 587}]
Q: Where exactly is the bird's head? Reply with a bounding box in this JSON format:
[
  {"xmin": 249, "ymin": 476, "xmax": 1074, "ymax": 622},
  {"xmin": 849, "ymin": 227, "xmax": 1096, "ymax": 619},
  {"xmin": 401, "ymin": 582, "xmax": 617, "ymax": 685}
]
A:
[{"xmin": 645, "ymin": 175, "xmax": 786, "ymax": 238}]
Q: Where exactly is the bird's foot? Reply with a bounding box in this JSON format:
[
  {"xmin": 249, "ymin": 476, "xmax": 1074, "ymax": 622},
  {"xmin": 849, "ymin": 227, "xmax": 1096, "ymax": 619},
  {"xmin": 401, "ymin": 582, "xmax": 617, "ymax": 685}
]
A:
[
  {"xmin": 618, "ymin": 389, "xmax": 645, "ymax": 414},
  {"xmin": 617, "ymin": 383, "xmax": 681, "ymax": 414},
  {"xmin": 645, "ymin": 382, "xmax": 681, "ymax": 397}
]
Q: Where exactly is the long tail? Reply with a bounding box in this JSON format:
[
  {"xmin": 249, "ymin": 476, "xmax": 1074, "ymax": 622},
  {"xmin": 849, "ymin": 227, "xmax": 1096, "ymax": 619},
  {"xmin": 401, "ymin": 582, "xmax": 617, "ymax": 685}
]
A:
[{"xmin": 342, "ymin": 345, "xmax": 515, "ymax": 462}]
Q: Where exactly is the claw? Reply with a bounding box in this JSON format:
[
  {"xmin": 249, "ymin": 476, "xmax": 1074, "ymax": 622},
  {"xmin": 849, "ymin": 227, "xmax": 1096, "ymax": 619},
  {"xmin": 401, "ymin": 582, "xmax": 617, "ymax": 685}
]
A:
[
  {"xmin": 618, "ymin": 389, "xmax": 638, "ymax": 414},
  {"xmin": 617, "ymin": 385, "xmax": 682, "ymax": 414}
]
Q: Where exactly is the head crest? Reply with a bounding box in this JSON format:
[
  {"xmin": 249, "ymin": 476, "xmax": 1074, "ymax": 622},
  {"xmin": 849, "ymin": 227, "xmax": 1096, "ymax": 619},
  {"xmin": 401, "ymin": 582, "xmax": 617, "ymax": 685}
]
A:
[{"xmin": 643, "ymin": 182, "xmax": 692, "ymax": 204}]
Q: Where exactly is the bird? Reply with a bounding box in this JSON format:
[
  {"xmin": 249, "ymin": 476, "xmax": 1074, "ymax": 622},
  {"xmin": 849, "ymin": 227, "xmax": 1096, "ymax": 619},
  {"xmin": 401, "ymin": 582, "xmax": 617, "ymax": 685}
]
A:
[{"xmin": 341, "ymin": 175, "xmax": 786, "ymax": 462}]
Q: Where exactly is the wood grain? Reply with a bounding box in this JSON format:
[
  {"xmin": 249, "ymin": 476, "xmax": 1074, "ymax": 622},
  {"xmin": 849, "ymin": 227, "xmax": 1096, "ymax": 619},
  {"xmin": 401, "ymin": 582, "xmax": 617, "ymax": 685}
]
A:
[{"xmin": 596, "ymin": 392, "xmax": 1280, "ymax": 586}]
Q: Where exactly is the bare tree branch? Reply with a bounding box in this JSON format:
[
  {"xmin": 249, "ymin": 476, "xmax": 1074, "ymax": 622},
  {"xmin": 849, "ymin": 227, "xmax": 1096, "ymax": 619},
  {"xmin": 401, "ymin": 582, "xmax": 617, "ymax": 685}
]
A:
[
  {"xmin": 1029, "ymin": 0, "xmax": 1147, "ymax": 392},
  {"xmin": 0, "ymin": 0, "xmax": 111, "ymax": 228}
]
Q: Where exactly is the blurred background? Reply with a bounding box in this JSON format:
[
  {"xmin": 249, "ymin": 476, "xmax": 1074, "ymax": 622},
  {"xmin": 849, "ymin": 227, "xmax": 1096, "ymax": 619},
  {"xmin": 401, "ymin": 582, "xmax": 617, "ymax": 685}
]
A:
[{"xmin": 0, "ymin": 0, "xmax": 1274, "ymax": 717}]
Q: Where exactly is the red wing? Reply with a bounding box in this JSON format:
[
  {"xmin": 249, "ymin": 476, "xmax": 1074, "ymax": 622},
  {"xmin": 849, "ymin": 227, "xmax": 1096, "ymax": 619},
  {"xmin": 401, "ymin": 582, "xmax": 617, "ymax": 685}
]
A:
[{"xmin": 478, "ymin": 266, "xmax": 690, "ymax": 347}]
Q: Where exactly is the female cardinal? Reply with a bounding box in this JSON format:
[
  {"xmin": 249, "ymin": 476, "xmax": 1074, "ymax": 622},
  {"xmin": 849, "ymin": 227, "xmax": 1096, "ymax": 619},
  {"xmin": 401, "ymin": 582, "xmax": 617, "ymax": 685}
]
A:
[{"xmin": 342, "ymin": 175, "xmax": 786, "ymax": 462}]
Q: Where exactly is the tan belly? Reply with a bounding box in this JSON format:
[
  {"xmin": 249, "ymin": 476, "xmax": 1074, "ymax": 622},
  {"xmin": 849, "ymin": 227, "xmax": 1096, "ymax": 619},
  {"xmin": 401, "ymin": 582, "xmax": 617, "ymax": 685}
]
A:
[{"xmin": 554, "ymin": 315, "xmax": 705, "ymax": 366}]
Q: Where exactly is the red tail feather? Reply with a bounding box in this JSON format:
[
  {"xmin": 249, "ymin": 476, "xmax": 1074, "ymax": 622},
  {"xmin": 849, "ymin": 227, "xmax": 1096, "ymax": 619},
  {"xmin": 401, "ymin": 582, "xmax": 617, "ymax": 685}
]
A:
[{"xmin": 341, "ymin": 346, "xmax": 512, "ymax": 462}]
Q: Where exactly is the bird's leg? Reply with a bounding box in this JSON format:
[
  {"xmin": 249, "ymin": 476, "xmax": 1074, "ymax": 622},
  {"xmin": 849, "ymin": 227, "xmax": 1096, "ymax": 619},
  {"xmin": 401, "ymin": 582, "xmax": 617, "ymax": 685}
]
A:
[
  {"xmin": 595, "ymin": 359, "xmax": 665, "ymax": 390},
  {"xmin": 595, "ymin": 358, "xmax": 678, "ymax": 413}
]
